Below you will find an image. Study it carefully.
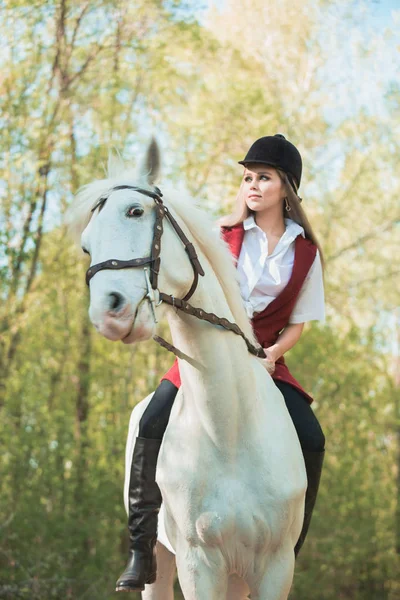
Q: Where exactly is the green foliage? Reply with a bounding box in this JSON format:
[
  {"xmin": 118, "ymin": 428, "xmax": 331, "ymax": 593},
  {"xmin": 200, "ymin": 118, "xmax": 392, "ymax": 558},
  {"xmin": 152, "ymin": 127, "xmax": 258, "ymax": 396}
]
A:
[
  {"xmin": 0, "ymin": 0, "xmax": 399, "ymax": 598},
  {"xmin": 288, "ymin": 325, "xmax": 399, "ymax": 599}
]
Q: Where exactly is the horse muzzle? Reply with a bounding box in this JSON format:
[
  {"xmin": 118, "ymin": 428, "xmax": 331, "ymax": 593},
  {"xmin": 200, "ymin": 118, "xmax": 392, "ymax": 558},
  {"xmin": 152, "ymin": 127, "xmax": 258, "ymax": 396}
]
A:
[
  {"xmin": 122, "ymin": 298, "xmax": 156, "ymax": 344},
  {"xmin": 89, "ymin": 292, "xmax": 155, "ymax": 343}
]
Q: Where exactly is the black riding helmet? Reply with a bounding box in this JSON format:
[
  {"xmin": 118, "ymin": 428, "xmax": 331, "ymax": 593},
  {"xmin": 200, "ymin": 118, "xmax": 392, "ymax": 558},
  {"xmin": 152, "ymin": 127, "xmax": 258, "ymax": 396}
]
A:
[{"xmin": 239, "ymin": 134, "xmax": 302, "ymax": 194}]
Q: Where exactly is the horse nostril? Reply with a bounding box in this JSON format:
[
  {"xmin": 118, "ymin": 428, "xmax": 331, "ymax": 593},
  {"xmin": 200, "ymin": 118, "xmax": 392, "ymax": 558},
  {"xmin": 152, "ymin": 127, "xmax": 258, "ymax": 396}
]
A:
[{"xmin": 109, "ymin": 292, "xmax": 125, "ymax": 312}]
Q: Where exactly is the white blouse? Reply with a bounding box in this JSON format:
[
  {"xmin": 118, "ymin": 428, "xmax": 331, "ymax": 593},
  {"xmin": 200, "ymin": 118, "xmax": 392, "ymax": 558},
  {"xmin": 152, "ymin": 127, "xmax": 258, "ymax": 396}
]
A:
[{"xmin": 237, "ymin": 216, "xmax": 325, "ymax": 324}]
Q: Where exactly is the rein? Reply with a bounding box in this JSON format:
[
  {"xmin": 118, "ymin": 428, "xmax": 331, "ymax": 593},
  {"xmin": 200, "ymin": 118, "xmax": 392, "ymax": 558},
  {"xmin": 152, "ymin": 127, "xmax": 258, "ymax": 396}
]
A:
[{"xmin": 85, "ymin": 185, "xmax": 266, "ymax": 363}]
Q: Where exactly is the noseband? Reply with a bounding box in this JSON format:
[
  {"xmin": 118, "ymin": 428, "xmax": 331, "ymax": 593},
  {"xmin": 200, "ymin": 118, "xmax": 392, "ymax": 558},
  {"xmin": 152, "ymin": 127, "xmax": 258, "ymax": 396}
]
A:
[{"xmin": 85, "ymin": 185, "xmax": 266, "ymax": 362}]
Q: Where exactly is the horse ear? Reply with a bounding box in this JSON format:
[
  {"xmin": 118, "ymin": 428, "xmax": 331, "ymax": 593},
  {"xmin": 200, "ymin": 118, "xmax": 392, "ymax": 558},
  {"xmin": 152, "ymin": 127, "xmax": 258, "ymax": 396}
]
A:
[
  {"xmin": 108, "ymin": 148, "xmax": 125, "ymax": 178},
  {"xmin": 140, "ymin": 137, "xmax": 161, "ymax": 185}
]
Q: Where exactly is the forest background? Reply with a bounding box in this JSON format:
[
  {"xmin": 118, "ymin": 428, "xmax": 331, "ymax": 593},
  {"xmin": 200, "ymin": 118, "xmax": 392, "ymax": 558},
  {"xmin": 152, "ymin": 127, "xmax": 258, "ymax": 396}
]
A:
[{"xmin": 0, "ymin": 0, "xmax": 399, "ymax": 598}]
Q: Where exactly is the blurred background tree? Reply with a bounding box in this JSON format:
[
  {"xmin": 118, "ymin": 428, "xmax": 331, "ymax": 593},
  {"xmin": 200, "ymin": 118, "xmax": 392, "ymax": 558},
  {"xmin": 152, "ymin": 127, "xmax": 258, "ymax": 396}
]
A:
[{"xmin": 0, "ymin": 0, "xmax": 399, "ymax": 598}]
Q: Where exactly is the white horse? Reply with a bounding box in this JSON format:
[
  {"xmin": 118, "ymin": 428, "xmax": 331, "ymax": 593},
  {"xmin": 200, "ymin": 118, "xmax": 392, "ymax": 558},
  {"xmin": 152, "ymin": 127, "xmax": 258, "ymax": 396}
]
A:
[{"xmin": 68, "ymin": 139, "xmax": 307, "ymax": 600}]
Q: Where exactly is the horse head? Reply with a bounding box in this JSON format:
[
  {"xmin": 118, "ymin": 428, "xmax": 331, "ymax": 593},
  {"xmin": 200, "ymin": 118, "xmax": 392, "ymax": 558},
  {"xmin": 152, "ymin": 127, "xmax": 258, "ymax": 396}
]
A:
[{"xmin": 73, "ymin": 139, "xmax": 196, "ymax": 344}]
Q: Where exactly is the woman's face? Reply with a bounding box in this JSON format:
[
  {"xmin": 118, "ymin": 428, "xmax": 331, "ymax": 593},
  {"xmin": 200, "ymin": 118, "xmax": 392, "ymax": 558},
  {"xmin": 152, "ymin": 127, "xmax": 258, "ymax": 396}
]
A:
[{"xmin": 242, "ymin": 164, "xmax": 285, "ymax": 213}]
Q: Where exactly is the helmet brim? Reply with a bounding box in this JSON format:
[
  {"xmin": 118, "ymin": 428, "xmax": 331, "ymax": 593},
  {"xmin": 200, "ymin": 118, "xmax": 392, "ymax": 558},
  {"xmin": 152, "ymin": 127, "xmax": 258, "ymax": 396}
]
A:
[{"xmin": 238, "ymin": 159, "xmax": 280, "ymax": 167}]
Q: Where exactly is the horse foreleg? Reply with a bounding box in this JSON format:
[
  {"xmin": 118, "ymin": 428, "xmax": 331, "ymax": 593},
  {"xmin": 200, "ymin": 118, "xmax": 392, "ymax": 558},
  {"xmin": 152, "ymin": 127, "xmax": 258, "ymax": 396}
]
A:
[
  {"xmin": 249, "ymin": 543, "xmax": 295, "ymax": 600},
  {"xmin": 142, "ymin": 542, "xmax": 176, "ymax": 600},
  {"xmin": 175, "ymin": 545, "xmax": 228, "ymax": 600}
]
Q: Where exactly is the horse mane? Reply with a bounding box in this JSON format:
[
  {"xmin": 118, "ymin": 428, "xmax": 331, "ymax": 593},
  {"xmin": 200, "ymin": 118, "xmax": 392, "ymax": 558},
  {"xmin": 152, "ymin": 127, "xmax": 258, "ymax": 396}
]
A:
[
  {"xmin": 66, "ymin": 156, "xmax": 257, "ymax": 346},
  {"xmin": 161, "ymin": 189, "xmax": 257, "ymax": 346}
]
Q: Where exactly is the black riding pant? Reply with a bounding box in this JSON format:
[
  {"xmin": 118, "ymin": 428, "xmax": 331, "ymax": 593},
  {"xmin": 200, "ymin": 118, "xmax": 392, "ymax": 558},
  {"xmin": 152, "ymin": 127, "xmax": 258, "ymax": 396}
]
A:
[{"xmin": 138, "ymin": 378, "xmax": 325, "ymax": 453}]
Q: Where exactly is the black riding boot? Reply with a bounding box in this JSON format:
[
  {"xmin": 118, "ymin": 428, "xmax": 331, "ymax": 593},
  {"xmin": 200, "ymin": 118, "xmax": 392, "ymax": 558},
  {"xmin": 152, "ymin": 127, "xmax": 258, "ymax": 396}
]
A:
[
  {"xmin": 116, "ymin": 437, "xmax": 162, "ymax": 592},
  {"xmin": 295, "ymin": 448, "xmax": 325, "ymax": 557}
]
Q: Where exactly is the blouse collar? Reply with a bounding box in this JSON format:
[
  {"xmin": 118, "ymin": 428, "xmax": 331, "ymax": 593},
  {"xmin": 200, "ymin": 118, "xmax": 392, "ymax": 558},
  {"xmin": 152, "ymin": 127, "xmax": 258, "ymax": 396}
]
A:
[{"xmin": 243, "ymin": 215, "xmax": 305, "ymax": 243}]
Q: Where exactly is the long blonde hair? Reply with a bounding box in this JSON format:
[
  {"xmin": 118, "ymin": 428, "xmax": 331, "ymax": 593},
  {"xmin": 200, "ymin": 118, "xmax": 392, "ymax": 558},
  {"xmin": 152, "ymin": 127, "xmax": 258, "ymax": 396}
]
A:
[{"xmin": 219, "ymin": 168, "xmax": 324, "ymax": 269}]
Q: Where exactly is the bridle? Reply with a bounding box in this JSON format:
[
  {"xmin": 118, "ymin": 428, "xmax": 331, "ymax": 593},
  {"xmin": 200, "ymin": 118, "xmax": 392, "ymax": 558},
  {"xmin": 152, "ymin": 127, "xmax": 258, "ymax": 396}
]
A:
[{"xmin": 85, "ymin": 185, "xmax": 266, "ymax": 363}]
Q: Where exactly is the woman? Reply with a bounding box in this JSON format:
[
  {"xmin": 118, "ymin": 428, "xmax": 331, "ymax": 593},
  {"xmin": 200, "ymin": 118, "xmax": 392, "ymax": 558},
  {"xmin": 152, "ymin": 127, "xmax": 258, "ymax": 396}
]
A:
[{"xmin": 116, "ymin": 134, "xmax": 326, "ymax": 592}]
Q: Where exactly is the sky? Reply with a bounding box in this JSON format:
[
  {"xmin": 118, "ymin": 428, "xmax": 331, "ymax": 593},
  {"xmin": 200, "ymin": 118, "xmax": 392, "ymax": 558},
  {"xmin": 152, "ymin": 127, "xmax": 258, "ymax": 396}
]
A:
[
  {"xmin": 325, "ymin": 0, "xmax": 398, "ymax": 118},
  {"xmin": 201, "ymin": 0, "xmax": 399, "ymax": 124}
]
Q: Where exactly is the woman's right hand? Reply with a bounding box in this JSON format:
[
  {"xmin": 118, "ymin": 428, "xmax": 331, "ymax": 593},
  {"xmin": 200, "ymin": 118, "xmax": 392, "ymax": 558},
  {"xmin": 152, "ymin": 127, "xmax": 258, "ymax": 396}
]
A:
[{"xmin": 259, "ymin": 347, "xmax": 276, "ymax": 375}]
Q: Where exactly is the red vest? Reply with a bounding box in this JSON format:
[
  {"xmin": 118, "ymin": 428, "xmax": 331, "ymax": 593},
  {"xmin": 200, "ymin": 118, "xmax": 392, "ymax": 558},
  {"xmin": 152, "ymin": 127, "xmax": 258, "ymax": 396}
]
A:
[{"xmin": 162, "ymin": 224, "xmax": 317, "ymax": 404}]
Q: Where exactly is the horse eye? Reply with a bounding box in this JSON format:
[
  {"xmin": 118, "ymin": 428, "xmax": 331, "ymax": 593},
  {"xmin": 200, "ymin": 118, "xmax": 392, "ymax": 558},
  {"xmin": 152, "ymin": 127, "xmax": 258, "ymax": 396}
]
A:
[
  {"xmin": 126, "ymin": 206, "xmax": 144, "ymax": 218},
  {"xmin": 82, "ymin": 247, "xmax": 90, "ymax": 255}
]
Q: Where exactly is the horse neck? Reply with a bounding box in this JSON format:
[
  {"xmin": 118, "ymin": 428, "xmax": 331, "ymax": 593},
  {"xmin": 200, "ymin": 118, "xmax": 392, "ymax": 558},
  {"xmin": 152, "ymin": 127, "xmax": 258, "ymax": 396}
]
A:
[{"xmin": 165, "ymin": 251, "xmax": 257, "ymax": 452}]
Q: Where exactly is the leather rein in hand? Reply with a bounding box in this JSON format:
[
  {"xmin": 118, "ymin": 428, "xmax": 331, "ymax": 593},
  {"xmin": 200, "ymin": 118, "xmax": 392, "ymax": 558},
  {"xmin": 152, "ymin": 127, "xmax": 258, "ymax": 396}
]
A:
[{"xmin": 85, "ymin": 185, "xmax": 266, "ymax": 364}]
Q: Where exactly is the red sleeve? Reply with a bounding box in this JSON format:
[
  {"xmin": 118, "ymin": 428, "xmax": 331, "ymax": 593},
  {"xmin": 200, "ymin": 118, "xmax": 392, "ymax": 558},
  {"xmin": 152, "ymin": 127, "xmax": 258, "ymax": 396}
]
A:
[{"xmin": 161, "ymin": 358, "xmax": 182, "ymax": 388}]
